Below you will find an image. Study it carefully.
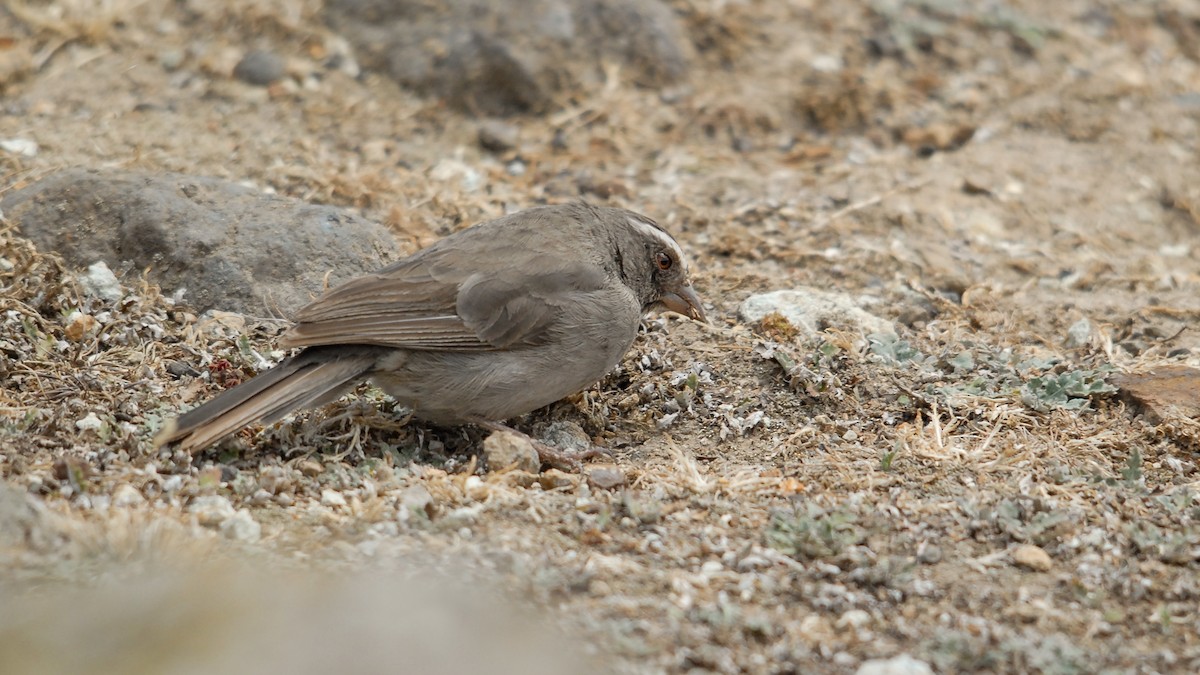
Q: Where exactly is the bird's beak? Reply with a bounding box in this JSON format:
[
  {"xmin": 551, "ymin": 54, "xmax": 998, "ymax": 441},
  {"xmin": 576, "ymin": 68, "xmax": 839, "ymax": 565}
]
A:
[{"xmin": 659, "ymin": 284, "xmax": 708, "ymax": 323}]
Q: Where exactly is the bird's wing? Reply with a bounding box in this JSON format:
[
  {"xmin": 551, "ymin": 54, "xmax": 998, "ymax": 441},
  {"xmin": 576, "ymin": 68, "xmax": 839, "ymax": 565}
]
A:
[{"xmin": 278, "ymin": 248, "xmax": 608, "ymax": 351}]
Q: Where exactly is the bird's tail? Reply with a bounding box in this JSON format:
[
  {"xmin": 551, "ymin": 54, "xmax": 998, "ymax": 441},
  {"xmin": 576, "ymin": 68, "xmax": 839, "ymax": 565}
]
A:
[{"xmin": 154, "ymin": 347, "xmax": 378, "ymax": 453}]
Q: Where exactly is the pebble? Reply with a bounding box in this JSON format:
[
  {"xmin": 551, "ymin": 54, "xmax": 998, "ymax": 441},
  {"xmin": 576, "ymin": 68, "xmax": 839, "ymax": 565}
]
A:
[
  {"xmin": 298, "ymin": 460, "xmax": 325, "ymax": 477},
  {"xmin": 856, "ymin": 654, "xmax": 934, "ymax": 675},
  {"xmin": 430, "ymin": 158, "xmax": 483, "ymax": 192},
  {"xmin": 189, "ymin": 495, "xmax": 235, "ymax": 527},
  {"xmin": 74, "ymin": 412, "xmax": 104, "ymax": 432},
  {"xmin": 158, "ymin": 49, "xmax": 184, "ymax": 71},
  {"xmin": 464, "ymin": 475, "xmax": 487, "ymax": 501},
  {"xmin": 538, "ymin": 469, "xmax": 579, "ymax": 491},
  {"xmin": 540, "ymin": 421, "xmax": 592, "ymax": 454},
  {"xmin": 111, "ymin": 483, "xmax": 145, "ymax": 507},
  {"xmin": 497, "ymin": 471, "xmax": 539, "ymax": 489},
  {"xmin": 320, "ymin": 489, "xmax": 347, "ymax": 508},
  {"xmin": 584, "ymin": 464, "xmax": 626, "ymax": 490},
  {"xmin": 483, "ymin": 430, "xmax": 540, "ymax": 473},
  {"xmin": 477, "ymin": 119, "xmax": 519, "ymax": 152},
  {"xmin": 1012, "ymin": 543, "xmax": 1053, "ymax": 571},
  {"xmin": 400, "ymin": 484, "xmax": 433, "ymax": 519},
  {"xmin": 79, "ymin": 261, "xmax": 123, "ymax": 302},
  {"xmin": 219, "ymin": 509, "xmax": 262, "ymax": 543},
  {"xmin": 164, "ymin": 360, "xmax": 199, "ymax": 379},
  {"xmin": 233, "ymin": 50, "xmax": 285, "ymax": 86},
  {"xmin": 0, "ymin": 137, "xmax": 38, "ymax": 157},
  {"xmin": 837, "ymin": 609, "xmax": 872, "ymax": 629}
]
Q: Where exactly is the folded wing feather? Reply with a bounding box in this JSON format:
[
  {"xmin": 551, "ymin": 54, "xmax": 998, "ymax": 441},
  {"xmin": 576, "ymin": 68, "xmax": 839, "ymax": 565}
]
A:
[{"xmin": 278, "ymin": 250, "xmax": 608, "ymax": 352}]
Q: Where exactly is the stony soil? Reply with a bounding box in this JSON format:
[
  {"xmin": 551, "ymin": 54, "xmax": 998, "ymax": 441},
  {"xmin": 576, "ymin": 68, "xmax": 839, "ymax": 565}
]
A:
[{"xmin": 3, "ymin": 1, "xmax": 1200, "ymax": 673}]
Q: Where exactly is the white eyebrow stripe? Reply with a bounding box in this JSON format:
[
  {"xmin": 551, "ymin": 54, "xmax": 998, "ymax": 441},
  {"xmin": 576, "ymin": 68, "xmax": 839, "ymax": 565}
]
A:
[{"xmin": 627, "ymin": 216, "xmax": 685, "ymax": 263}]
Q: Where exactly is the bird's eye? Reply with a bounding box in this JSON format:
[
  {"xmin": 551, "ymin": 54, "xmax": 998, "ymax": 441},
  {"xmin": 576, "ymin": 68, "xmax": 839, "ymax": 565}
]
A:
[{"xmin": 655, "ymin": 251, "xmax": 673, "ymax": 271}]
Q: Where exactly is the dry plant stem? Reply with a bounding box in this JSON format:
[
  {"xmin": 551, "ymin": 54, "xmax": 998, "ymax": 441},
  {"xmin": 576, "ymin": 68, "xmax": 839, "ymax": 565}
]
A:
[
  {"xmin": 809, "ymin": 176, "xmax": 932, "ymax": 232},
  {"xmin": 467, "ymin": 416, "xmax": 610, "ymax": 472}
]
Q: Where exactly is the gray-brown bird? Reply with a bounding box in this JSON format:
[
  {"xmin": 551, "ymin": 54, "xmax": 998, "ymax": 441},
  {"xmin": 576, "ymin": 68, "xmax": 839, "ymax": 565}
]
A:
[{"xmin": 155, "ymin": 202, "xmax": 706, "ymax": 467}]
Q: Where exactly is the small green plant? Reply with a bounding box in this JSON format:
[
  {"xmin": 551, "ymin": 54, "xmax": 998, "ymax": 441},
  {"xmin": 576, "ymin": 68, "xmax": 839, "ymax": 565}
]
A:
[
  {"xmin": 947, "ymin": 350, "xmax": 975, "ymax": 372},
  {"xmin": 1121, "ymin": 447, "xmax": 1143, "ymax": 485},
  {"xmin": 817, "ymin": 341, "xmax": 841, "ymax": 357},
  {"xmin": 985, "ymin": 498, "xmax": 1075, "ymax": 546},
  {"xmin": 868, "ymin": 332, "xmax": 923, "ymax": 364},
  {"xmin": 765, "ymin": 503, "xmax": 865, "ymax": 560},
  {"xmin": 1020, "ymin": 369, "xmax": 1117, "ymax": 412},
  {"xmin": 1157, "ymin": 605, "xmax": 1173, "ymax": 632},
  {"xmin": 1155, "ymin": 489, "xmax": 1194, "ymax": 513},
  {"xmin": 1127, "ymin": 521, "xmax": 1200, "ymax": 565},
  {"xmin": 880, "ymin": 445, "xmax": 898, "ymax": 471}
]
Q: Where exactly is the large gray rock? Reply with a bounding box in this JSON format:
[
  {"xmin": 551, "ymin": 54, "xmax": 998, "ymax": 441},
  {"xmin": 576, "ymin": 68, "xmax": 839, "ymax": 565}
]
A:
[
  {"xmin": 1, "ymin": 169, "xmax": 398, "ymax": 316},
  {"xmin": 325, "ymin": 0, "xmax": 691, "ymax": 115}
]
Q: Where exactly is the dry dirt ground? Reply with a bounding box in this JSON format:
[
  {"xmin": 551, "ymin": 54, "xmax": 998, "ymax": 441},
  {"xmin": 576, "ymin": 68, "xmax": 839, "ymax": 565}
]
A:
[{"xmin": 3, "ymin": 1, "xmax": 1200, "ymax": 673}]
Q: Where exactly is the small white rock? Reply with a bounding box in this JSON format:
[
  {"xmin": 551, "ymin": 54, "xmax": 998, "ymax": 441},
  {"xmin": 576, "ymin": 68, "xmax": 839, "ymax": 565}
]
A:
[
  {"xmin": 810, "ymin": 54, "xmax": 844, "ymax": 73},
  {"xmin": 464, "ymin": 475, "xmax": 487, "ymax": 501},
  {"xmin": 447, "ymin": 504, "xmax": 483, "ymax": 524},
  {"xmin": 1012, "ymin": 544, "xmax": 1053, "ymax": 571},
  {"xmin": 111, "ymin": 483, "xmax": 145, "ymax": 507},
  {"xmin": 855, "ymin": 654, "xmax": 934, "ymax": 675},
  {"xmin": 430, "ymin": 157, "xmax": 483, "ymax": 192},
  {"xmin": 75, "ymin": 412, "xmax": 104, "ymax": 432},
  {"xmin": 189, "ymin": 495, "xmax": 235, "ymax": 527},
  {"xmin": 320, "ymin": 489, "xmax": 347, "ymax": 507},
  {"xmin": 220, "ymin": 509, "xmax": 262, "ymax": 542},
  {"xmin": 80, "ymin": 262, "xmax": 123, "ymax": 302},
  {"xmin": 837, "ymin": 609, "xmax": 872, "ymax": 629},
  {"xmin": 0, "ymin": 137, "xmax": 38, "ymax": 157},
  {"xmin": 400, "ymin": 484, "xmax": 433, "ymax": 515},
  {"xmin": 1160, "ymin": 243, "xmax": 1190, "ymax": 258}
]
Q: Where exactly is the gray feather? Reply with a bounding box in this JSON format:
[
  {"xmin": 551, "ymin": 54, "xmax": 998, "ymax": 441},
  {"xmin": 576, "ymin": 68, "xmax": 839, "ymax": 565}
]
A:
[{"xmin": 155, "ymin": 348, "xmax": 378, "ymax": 452}]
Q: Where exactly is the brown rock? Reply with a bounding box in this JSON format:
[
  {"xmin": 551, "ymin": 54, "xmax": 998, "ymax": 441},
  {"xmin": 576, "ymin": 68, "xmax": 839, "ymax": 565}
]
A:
[
  {"xmin": 483, "ymin": 430, "xmax": 540, "ymax": 473},
  {"xmin": 1113, "ymin": 366, "xmax": 1200, "ymax": 424},
  {"xmin": 538, "ymin": 469, "xmax": 580, "ymax": 491},
  {"xmin": 584, "ymin": 464, "xmax": 626, "ymax": 490},
  {"xmin": 1011, "ymin": 544, "xmax": 1052, "ymax": 572},
  {"xmin": 298, "ymin": 460, "xmax": 326, "ymax": 477},
  {"xmin": 902, "ymin": 123, "xmax": 976, "ymax": 154}
]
